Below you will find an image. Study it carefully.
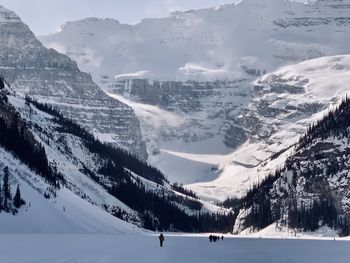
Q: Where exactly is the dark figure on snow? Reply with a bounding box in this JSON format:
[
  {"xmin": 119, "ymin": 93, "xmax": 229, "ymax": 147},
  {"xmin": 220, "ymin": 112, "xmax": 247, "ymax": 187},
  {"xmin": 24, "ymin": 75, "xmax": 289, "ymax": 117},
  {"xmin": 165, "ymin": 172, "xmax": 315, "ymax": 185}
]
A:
[
  {"xmin": 209, "ymin": 235, "xmax": 213, "ymax": 242},
  {"xmin": 221, "ymin": 235, "xmax": 224, "ymax": 241},
  {"xmin": 159, "ymin": 233, "xmax": 165, "ymax": 247}
]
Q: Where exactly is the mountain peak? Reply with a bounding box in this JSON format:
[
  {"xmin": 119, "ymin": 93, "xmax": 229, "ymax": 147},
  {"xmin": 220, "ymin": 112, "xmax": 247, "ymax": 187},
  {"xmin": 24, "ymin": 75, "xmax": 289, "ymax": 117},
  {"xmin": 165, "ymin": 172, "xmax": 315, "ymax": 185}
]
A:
[
  {"xmin": 60, "ymin": 17, "xmax": 130, "ymax": 33},
  {"xmin": 0, "ymin": 5, "xmax": 147, "ymax": 159},
  {"xmin": 0, "ymin": 5, "xmax": 21, "ymax": 23}
]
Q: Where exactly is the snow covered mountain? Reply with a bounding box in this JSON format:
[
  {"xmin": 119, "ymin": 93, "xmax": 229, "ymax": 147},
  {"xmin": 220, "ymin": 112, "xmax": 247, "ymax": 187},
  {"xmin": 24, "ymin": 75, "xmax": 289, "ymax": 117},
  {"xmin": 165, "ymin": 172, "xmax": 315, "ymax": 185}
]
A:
[
  {"xmin": 0, "ymin": 5, "xmax": 146, "ymax": 159},
  {"xmin": 0, "ymin": 76, "xmax": 230, "ymax": 232},
  {"xmin": 39, "ymin": 0, "xmax": 350, "ymax": 198},
  {"xmin": 231, "ymin": 95, "xmax": 350, "ymax": 236},
  {"xmin": 40, "ymin": 0, "xmax": 350, "ymax": 82},
  {"xmin": 0, "ymin": 81, "xmax": 140, "ymax": 233},
  {"xmin": 189, "ymin": 54, "xmax": 350, "ymax": 201}
]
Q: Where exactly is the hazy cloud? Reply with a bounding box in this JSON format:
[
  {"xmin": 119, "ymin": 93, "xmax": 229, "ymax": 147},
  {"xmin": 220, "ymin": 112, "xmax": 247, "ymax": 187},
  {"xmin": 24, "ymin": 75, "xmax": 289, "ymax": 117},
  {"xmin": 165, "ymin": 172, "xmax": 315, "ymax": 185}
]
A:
[{"xmin": 0, "ymin": 0, "xmax": 236, "ymax": 35}]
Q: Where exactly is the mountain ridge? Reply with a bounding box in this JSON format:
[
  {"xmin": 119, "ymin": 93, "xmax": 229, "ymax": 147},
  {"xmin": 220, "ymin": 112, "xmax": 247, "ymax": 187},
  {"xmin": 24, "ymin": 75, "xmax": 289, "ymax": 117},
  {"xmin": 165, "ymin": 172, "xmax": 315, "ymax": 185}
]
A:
[
  {"xmin": 40, "ymin": 0, "xmax": 350, "ymax": 83},
  {"xmin": 0, "ymin": 5, "xmax": 147, "ymax": 159}
]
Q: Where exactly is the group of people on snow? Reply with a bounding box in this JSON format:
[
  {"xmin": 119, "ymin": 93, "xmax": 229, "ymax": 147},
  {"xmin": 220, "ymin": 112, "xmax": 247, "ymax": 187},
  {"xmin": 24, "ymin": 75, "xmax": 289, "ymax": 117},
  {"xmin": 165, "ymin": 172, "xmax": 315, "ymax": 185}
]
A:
[
  {"xmin": 209, "ymin": 235, "xmax": 224, "ymax": 242},
  {"xmin": 158, "ymin": 233, "xmax": 225, "ymax": 247}
]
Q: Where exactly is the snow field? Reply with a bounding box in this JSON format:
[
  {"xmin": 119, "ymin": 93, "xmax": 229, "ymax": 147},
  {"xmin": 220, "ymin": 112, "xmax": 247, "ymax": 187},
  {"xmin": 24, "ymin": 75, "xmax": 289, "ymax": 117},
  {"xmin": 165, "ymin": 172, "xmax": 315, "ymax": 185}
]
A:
[{"xmin": 0, "ymin": 234, "xmax": 349, "ymax": 263}]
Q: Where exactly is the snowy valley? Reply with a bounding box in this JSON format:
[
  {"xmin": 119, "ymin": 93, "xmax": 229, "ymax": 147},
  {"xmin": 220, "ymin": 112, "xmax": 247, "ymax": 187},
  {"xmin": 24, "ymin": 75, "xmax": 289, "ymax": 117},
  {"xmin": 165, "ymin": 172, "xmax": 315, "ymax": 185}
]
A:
[
  {"xmin": 0, "ymin": 0, "xmax": 350, "ymax": 253},
  {"xmin": 40, "ymin": 0, "xmax": 350, "ymax": 203}
]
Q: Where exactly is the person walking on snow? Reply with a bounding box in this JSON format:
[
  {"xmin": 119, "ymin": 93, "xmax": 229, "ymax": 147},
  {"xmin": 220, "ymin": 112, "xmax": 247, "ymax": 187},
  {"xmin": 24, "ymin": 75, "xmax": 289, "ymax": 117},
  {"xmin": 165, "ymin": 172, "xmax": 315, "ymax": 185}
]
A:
[{"xmin": 159, "ymin": 233, "xmax": 165, "ymax": 247}]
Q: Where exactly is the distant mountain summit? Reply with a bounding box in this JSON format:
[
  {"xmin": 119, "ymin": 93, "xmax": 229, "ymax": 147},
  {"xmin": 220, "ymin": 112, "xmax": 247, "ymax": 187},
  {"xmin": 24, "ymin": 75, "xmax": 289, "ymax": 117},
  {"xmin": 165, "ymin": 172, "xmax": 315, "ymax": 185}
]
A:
[
  {"xmin": 40, "ymin": 0, "xmax": 350, "ymax": 84},
  {"xmin": 0, "ymin": 5, "xmax": 147, "ymax": 159}
]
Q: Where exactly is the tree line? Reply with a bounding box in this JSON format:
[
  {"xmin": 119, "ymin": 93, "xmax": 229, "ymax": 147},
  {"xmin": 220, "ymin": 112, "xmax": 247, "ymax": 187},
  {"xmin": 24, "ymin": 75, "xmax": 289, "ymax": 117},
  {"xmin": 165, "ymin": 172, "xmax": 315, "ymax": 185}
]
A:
[
  {"xmin": 0, "ymin": 166, "xmax": 25, "ymax": 214},
  {"xmin": 0, "ymin": 81, "xmax": 63, "ymax": 187}
]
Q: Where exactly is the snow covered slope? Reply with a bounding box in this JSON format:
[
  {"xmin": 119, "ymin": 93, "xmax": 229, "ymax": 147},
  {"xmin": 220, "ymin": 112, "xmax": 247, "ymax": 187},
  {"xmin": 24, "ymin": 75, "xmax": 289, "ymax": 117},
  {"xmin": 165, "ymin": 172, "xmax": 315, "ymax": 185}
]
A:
[
  {"xmin": 0, "ymin": 82, "xmax": 139, "ymax": 233},
  {"xmin": 0, "ymin": 152, "xmax": 140, "ymax": 234},
  {"xmin": 189, "ymin": 54, "xmax": 350, "ymax": 201},
  {"xmin": 0, "ymin": 88, "xmax": 140, "ymax": 234},
  {"xmin": 232, "ymin": 91, "xmax": 350, "ymax": 236}
]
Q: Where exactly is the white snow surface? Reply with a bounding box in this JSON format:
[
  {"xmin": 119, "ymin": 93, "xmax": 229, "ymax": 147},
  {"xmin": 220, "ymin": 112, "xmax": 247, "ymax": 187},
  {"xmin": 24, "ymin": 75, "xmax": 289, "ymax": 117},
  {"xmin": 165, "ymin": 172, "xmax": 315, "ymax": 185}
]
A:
[
  {"xmin": 115, "ymin": 70, "xmax": 150, "ymax": 80},
  {"xmin": 0, "ymin": 147, "xmax": 140, "ymax": 234},
  {"xmin": 107, "ymin": 93, "xmax": 184, "ymax": 130},
  {"xmin": 0, "ymin": 233, "xmax": 350, "ymax": 263},
  {"xmin": 259, "ymin": 55, "xmax": 350, "ymax": 99},
  {"xmin": 241, "ymin": 224, "xmax": 340, "ymax": 240}
]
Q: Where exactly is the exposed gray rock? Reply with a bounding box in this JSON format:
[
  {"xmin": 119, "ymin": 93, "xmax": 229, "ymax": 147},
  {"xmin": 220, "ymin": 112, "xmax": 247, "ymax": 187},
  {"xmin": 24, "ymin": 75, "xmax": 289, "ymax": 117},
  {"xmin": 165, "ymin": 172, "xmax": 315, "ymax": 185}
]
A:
[
  {"xmin": 223, "ymin": 125, "xmax": 248, "ymax": 149},
  {"xmin": 0, "ymin": 6, "xmax": 147, "ymax": 159},
  {"xmin": 110, "ymin": 78, "xmax": 251, "ymax": 149},
  {"xmin": 274, "ymin": 1, "xmax": 350, "ymax": 28}
]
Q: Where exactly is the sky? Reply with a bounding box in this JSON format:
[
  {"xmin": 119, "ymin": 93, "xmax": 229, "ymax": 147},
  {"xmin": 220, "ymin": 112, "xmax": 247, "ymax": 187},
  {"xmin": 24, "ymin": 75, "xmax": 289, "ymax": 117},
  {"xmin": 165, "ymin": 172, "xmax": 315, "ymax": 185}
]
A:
[{"xmin": 0, "ymin": 0, "xmax": 237, "ymax": 36}]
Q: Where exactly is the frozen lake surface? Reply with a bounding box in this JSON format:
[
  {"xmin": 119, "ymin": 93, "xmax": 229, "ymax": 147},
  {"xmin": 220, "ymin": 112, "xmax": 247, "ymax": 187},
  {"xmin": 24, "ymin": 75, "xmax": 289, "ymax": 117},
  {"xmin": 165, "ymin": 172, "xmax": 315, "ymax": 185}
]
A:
[{"xmin": 0, "ymin": 234, "xmax": 349, "ymax": 263}]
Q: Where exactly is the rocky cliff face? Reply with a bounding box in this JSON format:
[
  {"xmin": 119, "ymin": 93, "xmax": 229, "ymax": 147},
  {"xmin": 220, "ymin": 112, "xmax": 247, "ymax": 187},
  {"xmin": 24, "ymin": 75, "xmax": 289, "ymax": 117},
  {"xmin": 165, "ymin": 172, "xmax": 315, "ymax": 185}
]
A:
[
  {"xmin": 274, "ymin": 0, "xmax": 350, "ymax": 29},
  {"xmin": 0, "ymin": 6, "xmax": 147, "ymax": 159},
  {"xmin": 110, "ymin": 78, "xmax": 250, "ymax": 148}
]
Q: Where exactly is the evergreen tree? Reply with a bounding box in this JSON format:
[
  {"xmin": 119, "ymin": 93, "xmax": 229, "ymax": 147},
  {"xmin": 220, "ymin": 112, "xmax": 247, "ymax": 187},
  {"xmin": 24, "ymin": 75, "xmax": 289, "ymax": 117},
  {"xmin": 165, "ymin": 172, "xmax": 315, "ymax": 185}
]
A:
[
  {"xmin": 13, "ymin": 184, "xmax": 23, "ymax": 209},
  {"xmin": 3, "ymin": 166, "xmax": 11, "ymax": 209},
  {"xmin": 0, "ymin": 181, "xmax": 2, "ymax": 212}
]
